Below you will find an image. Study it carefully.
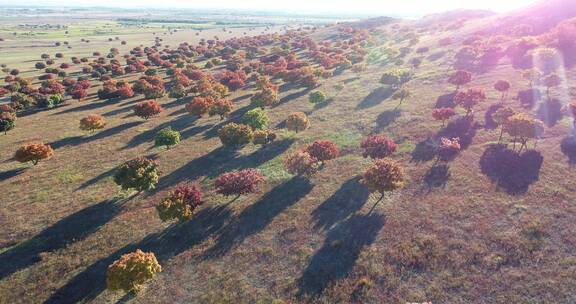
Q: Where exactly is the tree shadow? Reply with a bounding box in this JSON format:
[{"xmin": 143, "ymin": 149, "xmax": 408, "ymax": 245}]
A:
[
  {"xmin": 232, "ymin": 93, "xmax": 253, "ymax": 102},
  {"xmin": 411, "ymin": 138, "xmax": 437, "ymax": 163},
  {"xmin": 202, "ymin": 176, "xmax": 313, "ymax": 258},
  {"xmin": 0, "ymin": 200, "xmax": 122, "ymax": 280},
  {"xmin": 516, "ymin": 88, "xmax": 541, "ymax": 109},
  {"xmin": 561, "ymin": 136, "xmax": 576, "ymax": 165},
  {"xmin": 297, "ymin": 213, "xmax": 385, "ymax": 297},
  {"xmin": 168, "ymin": 108, "xmax": 187, "ymax": 117},
  {"xmin": 427, "ymin": 51, "xmax": 445, "ymax": 61},
  {"xmin": 423, "ymin": 164, "xmax": 450, "ymax": 190},
  {"xmin": 122, "ymin": 115, "xmax": 195, "ymax": 149},
  {"xmin": 102, "ymin": 105, "xmax": 134, "ymax": 117},
  {"xmin": 312, "ymin": 176, "xmax": 370, "ymax": 231},
  {"xmin": 53, "ymin": 100, "xmax": 118, "ymax": 115},
  {"xmin": 435, "ymin": 92, "xmax": 456, "ymax": 109},
  {"xmin": 373, "ymin": 108, "xmax": 401, "ymax": 132},
  {"xmin": 484, "ymin": 102, "xmax": 503, "ymax": 130},
  {"xmin": 536, "ymin": 98, "xmax": 563, "ymax": 127},
  {"xmin": 276, "ymin": 87, "xmax": 312, "ymax": 107},
  {"xmin": 43, "ymin": 205, "xmax": 232, "ymax": 304},
  {"xmin": 0, "ymin": 168, "xmax": 24, "ymax": 182},
  {"xmin": 356, "ymin": 86, "xmax": 396, "ymax": 109},
  {"xmin": 479, "ymin": 144, "xmax": 543, "ymax": 195},
  {"xmin": 50, "ymin": 121, "xmax": 144, "ymax": 150},
  {"xmin": 156, "ymin": 139, "xmax": 293, "ymax": 192},
  {"xmin": 76, "ymin": 167, "xmax": 116, "ymax": 190}
]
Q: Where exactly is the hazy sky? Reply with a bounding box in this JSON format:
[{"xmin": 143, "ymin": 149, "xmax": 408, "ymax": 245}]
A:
[{"xmin": 0, "ymin": 0, "xmax": 540, "ymax": 16}]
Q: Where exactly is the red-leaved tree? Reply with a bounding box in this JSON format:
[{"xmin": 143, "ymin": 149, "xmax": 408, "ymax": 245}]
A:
[
  {"xmin": 214, "ymin": 168, "xmax": 265, "ymax": 198},
  {"xmin": 361, "ymin": 135, "xmax": 397, "ymax": 159}
]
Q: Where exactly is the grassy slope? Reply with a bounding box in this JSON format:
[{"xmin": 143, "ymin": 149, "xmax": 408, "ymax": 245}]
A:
[{"xmin": 1, "ymin": 12, "xmax": 576, "ymax": 304}]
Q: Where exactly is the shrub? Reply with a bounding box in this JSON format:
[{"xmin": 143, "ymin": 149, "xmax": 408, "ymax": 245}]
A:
[
  {"xmin": 361, "ymin": 135, "xmax": 397, "ymax": 159},
  {"xmin": 522, "ymin": 69, "xmax": 541, "ymax": 87},
  {"xmin": 215, "ymin": 169, "xmax": 265, "ymax": 197},
  {"xmin": 391, "ymin": 88, "xmax": 411, "ymax": 105},
  {"xmin": 155, "ymin": 127, "xmax": 181, "ymax": 149},
  {"xmin": 494, "ymin": 80, "xmax": 511, "ymax": 100},
  {"xmin": 242, "ymin": 108, "xmax": 268, "ymax": 130},
  {"xmin": 218, "ymin": 123, "xmax": 253, "ymax": 147},
  {"xmin": 113, "ymin": 157, "xmax": 160, "ymax": 191},
  {"xmin": 79, "ymin": 114, "xmax": 106, "ymax": 132},
  {"xmin": 133, "ymin": 100, "xmax": 163, "ymax": 119},
  {"xmin": 9, "ymin": 69, "xmax": 19, "ymax": 76},
  {"xmin": 503, "ymin": 113, "xmax": 544, "ymax": 151},
  {"xmin": 156, "ymin": 184, "xmax": 203, "ymax": 222},
  {"xmin": 308, "ymin": 90, "xmax": 327, "ymax": 104},
  {"xmin": 252, "ymin": 129, "xmax": 276, "ymax": 145},
  {"xmin": 169, "ymin": 83, "xmax": 187, "ymax": 99},
  {"xmin": 285, "ymin": 112, "xmax": 310, "ymax": 132},
  {"xmin": 0, "ymin": 111, "xmax": 16, "ymax": 134},
  {"xmin": 454, "ymin": 87, "xmax": 486, "ymax": 115},
  {"xmin": 432, "ymin": 108, "xmax": 456, "ymax": 126},
  {"xmin": 208, "ymin": 98, "xmax": 234, "ymax": 119},
  {"xmin": 305, "ymin": 140, "xmax": 339, "ymax": 163},
  {"xmin": 448, "ymin": 70, "xmax": 472, "ymax": 89},
  {"xmin": 143, "ymin": 85, "xmax": 165, "ymax": 100},
  {"xmin": 71, "ymin": 88, "xmax": 88, "ymax": 101},
  {"xmin": 14, "ymin": 143, "xmax": 54, "ymax": 165},
  {"xmin": 535, "ymin": 48, "xmax": 560, "ymax": 75},
  {"xmin": 186, "ymin": 96, "xmax": 213, "ymax": 117},
  {"xmin": 493, "ymin": 106, "xmax": 516, "ymax": 142},
  {"xmin": 250, "ymin": 87, "xmax": 279, "ymax": 108},
  {"xmin": 35, "ymin": 62, "xmax": 46, "ymax": 69},
  {"xmin": 144, "ymin": 68, "xmax": 158, "ymax": 76},
  {"xmin": 380, "ymin": 69, "xmax": 411, "ymax": 88},
  {"xmin": 106, "ymin": 249, "xmax": 161, "ymax": 293},
  {"xmin": 363, "ymin": 158, "xmax": 405, "ymax": 195},
  {"xmin": 283, "ymin": 151, "xmax": 320, "ymax": 176}
]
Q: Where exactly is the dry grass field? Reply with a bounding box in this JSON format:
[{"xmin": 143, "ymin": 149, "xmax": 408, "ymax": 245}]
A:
[{"xmin": 1, "ymin": 2, "xmax": 576, "ymax": 303}]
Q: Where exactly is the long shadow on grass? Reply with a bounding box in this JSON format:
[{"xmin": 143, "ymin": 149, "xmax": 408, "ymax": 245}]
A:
[
  {"xmin": 122, "ymin": 115, "xmax": 198, "ymax": 149},
  {"xmin": 156, "ymin": 138, "xmax": 294, "ymax": 192},
  {"xmin": 0, "ymin": 168, "xmax": 24, "ymax": 182},
  {"xmin": 76, "ymin": 167, "xmax": 115, "ymax": 190},
  {"xmin": 561, "ymin": 136, "xmax": 576, "ymax": 165},
  {"xmin": 435, "ymin": 92, "xmax": 456, "ymax": 108},
  {"xmin": 484, "ymin": 103, "xmax": 503, "ymax": 130},
  {"xmin": 275, "ymin": 87, "xmax": 312, "ymax": 107},
  {"xmin": 297, "ymin": 213, "xmax": 385, "ymax": 297},
  {"xmin": 423, "ymin": 163, "xmax": 450, "ymax": 190},
  {"xmin": 53, "ymin": 100, "xmax": 120, "ymax": 115},
  {"xmin": 43, "ymin": 205, "xmax": 232, "ymax": 304},
  {"xmin": 50, "ymin": 121, "xmax": 144, "ymax": 150},
  {"xmin": 0, "ymin": 200, "xmax": 122, "ymax": 280},
  {"xmin": 374, "ymin": 108, "xmax": 401, "ymax": 132},
  {"xmin": 356, "ymin": 86, "xmax": 396, "ymax": 110},
  {"xmin": 479, "ymin": 144, "xmax": 543, "ymax": 195},
  {"xmin": 312, "ymin": 176, "xmax": 370, "ymax": 231},
  {"xmin": 202, "ymin": 176, "xmax": 313, "ymax": 259},
  {"xmin": 536, "ymin": 98, "xmax": 564, "ymax": 128}
]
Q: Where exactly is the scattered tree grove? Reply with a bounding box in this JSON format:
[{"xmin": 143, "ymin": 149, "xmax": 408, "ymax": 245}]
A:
[
  {"xmin": 113, "ymin": 157, "xmax": 160, "ymax": 192},
  {"xmin": 14, "ymin": 143, "xmax": 54, "ymax": 165},
  {"xmin": 106, "ymin": 249, "xmax": 162, "ymax": 293}
]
